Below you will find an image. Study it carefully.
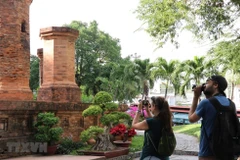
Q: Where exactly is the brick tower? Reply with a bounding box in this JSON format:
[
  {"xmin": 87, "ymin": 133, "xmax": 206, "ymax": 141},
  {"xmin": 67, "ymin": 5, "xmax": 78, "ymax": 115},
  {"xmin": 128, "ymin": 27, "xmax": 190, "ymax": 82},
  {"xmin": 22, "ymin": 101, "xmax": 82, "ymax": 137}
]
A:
[
  {"xmin": 0, "ymin": 0, "xmax": 33, "ymax": 100},
  {"xmin": 37, "ymin": 27, "xmax": 81, "ymax": 102}
]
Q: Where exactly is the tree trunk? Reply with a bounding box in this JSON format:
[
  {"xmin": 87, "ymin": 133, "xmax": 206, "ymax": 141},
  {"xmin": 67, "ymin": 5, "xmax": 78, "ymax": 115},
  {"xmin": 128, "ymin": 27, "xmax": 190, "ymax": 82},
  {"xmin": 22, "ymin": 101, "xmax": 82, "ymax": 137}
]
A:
[
  {"xmin": 230, "ymin": 82, "xmax": 235, "ymax": 100},
  {"xmin": 91, "ymin": 127, "xmax": 116, "ymax": 151},
  {"xmin": 164, "ymin": 80, "xmax": 169, "ymax": 98}
]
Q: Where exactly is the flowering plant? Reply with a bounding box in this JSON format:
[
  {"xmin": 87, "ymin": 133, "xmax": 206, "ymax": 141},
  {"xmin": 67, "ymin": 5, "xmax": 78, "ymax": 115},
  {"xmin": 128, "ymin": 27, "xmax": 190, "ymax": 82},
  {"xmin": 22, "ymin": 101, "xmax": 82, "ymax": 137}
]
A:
[
  {"xmin": 127, "ymin": 128, "xmax": 137, "ymax": 137},
  {"xmin": 110, "ymin": 124, "xmax": 127, "ymax": 136},
  {"xmin": 125, "ymin": 104, "xmax": 148, "ymax": 119}
]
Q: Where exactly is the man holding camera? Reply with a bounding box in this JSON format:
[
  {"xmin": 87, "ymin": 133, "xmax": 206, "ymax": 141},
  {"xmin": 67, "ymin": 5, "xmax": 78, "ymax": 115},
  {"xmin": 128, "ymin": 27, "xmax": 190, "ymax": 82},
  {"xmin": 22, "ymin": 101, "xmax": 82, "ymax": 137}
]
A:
[{"xmin": 188, "ymin": 75, "xmax": 234, "ymax": 160}]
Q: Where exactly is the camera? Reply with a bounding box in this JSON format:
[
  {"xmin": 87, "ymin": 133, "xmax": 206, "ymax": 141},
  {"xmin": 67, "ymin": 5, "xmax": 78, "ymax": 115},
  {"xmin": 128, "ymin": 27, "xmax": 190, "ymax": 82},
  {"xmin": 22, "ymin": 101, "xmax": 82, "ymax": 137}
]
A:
[
  {"xmin": 192, "ymin": 83, "xmax": 206, "ymax": 92},
  {"xmin": 142, "ymin": 97, "xmax": 149, "ymax": 106}
]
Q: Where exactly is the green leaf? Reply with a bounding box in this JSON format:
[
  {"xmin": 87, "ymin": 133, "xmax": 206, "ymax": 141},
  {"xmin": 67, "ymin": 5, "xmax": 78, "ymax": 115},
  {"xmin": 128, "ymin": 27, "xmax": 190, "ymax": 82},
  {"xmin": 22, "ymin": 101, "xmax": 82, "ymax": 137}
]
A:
[
  {"xmin": 80, "ymin": 126, "xmax": 104, "ymax": 142},
  {"xmin": 82, "ymin": 105, "xmax": 103, "ymax": 117}
]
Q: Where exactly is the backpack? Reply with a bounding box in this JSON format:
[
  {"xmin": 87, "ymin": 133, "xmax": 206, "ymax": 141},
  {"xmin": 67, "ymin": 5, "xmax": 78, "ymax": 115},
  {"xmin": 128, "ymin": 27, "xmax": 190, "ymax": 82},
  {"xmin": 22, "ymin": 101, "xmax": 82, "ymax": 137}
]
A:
[
  {"xmin": 203, "ymin": 97, "xmax": 240, "ymax": 159},
  {"xmin": 146, "ymin": 128, "xmax": 177, "ymax": 156}
]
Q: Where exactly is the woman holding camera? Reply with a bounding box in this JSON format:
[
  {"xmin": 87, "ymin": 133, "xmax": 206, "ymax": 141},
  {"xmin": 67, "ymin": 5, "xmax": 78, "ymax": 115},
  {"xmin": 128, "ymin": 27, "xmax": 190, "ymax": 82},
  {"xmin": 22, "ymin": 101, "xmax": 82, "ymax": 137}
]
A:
[{"xmin": 132, "ymin": 96, "xmax": 173, "ymax": 160}]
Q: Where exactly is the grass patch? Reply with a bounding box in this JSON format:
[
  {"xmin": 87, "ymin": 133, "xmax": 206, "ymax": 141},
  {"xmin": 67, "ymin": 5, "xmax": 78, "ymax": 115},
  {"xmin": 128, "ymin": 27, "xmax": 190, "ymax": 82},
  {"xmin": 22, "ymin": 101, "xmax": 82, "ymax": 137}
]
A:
[
  {"xmin": 129, "ymin": 135, "xmax": 144, "ymax": 152},
  {"xmin": 173, "ymin": 123, "xmax": 201, "ymax": 140}
]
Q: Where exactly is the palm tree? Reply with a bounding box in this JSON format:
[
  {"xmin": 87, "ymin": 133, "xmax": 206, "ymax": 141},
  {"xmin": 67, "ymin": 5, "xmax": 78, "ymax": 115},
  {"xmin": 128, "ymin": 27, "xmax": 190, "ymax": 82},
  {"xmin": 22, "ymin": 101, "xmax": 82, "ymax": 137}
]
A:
[
  {"xmin": 208, "ymin": 40, "xmax": 240, "ymax": 99},
  {"xmin": 179, "ymin": 56, "xmax": 210, "ymax": 97},
  {"xmin": 108, "ymin": 59, "xmax": 140, "ymax": 101},
  {"xmin": 184, "ymin": 56, "xmax": 206, "ymax": 84},
  {"xmin": 124, "ymin": 59, "xmax": 154, "ymax": 99},
  {"xmin": 151, "ymin": 57, "xmax": 181, "ymax": 98}
]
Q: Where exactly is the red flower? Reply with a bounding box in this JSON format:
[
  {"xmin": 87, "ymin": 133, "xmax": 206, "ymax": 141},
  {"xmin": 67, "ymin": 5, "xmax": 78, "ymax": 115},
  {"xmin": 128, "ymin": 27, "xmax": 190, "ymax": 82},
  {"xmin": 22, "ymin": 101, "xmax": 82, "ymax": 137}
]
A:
[
  {"xmin": 110, "ymin": 124, "xmax": 127, "ymax": 136},
  {"xmin": 128, "ymin": 128, "xmax": 136, "ymax": 137}
]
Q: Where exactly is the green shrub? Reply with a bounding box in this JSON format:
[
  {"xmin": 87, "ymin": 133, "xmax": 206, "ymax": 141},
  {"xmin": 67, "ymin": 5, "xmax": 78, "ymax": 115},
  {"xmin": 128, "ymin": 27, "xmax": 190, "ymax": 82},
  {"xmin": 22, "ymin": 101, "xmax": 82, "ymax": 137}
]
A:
[
  {"xmin": 105, "ymin": 102, "xmax": 118, "ymax": 110},
  {"xmin": 80, "ymin": 130, "xmax": 91, "ymax": 143},
  {"xmin": 82, "ymin": 105, "xmax": 103, "ymax": 117},
  {"xmin": 100, "ymin": 111, "xmax": 132, "ymax": 126},
  {"xmin": 80, "ymin": 126, "xmax": 104, "ymax": 142},
  {"xmin": 94, "ymin": 91, "xmax": 112, "ymax": 104},
  {"xmin": 80, "ymin": 91, "xmax": 133, "ymax": 151},
  {"xmin": 56, "ymin": 136, "xmax": 84, "ymax": 155},
  {"xmin": 34, "ymin": 112, "xmax": 63, "ymax": 145}
]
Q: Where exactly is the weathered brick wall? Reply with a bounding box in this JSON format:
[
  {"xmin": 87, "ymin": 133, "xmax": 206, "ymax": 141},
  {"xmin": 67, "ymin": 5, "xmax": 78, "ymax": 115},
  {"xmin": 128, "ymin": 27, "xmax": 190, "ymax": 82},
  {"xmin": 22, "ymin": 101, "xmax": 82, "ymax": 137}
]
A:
[
  {"xmin": 0, "ymin": 101, "xmax": 88, "ymax": 154},
  {"xmin": 0, "ymin": 0, "xmax": 32, "ymax": 100},
  {"xmin": 0, "ymin": 101, "xmax": 128, "ymax": 159},
  {"xmin": 0, "ymin": 101, "xmax": 128, "ymax": 140}
]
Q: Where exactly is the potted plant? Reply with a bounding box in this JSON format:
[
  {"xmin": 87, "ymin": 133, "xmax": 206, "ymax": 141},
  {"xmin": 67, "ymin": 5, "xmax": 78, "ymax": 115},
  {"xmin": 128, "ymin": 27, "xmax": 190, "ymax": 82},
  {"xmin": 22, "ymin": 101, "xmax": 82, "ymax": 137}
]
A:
[
  {"xmin": 109, "ymin": 124, "xmax": 127, "ymax": 140},
  {"xmin": 127, "ymin": 128, "xmax": 137, "ymax": 141},
  {"xmin": 80, "ymin": 91, "xmax": 132, "ymax": 153},
  {"xmin": 34, "ymin": 112, "xmax": 63, "ymax": 155}
]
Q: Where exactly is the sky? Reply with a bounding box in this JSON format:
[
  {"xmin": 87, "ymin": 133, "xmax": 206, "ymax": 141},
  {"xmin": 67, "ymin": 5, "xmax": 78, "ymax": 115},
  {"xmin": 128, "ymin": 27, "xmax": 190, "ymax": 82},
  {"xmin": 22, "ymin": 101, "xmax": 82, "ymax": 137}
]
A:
[{"xmin": 30, "ymin": 0, "xmax": 212, "ymax": 62}]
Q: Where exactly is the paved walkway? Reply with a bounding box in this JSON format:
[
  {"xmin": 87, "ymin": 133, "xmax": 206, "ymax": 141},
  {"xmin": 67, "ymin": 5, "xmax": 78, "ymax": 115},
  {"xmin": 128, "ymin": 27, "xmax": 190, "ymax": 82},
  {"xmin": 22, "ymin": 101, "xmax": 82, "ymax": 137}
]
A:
[
  {"xmin": 6, "ymin": 155, "xmax": 104, "ymax": 160},
  {"xmin": 133, "ymin": 155, "xmax": 198, "ymax": 160},
  {"xmin": 170, "ymin": 155, "xmax": 198, "ymax": 160},
  {"xmin": 5, "ymin": 132, "xmax": 199, "ymax": 160},
  {"xmin": 8, "ymin": 154, "xmax": 198, "ymax": 160},
  {"xmin": 174, "ymin": 133, "xmax": 199, "ymax": 155}
]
